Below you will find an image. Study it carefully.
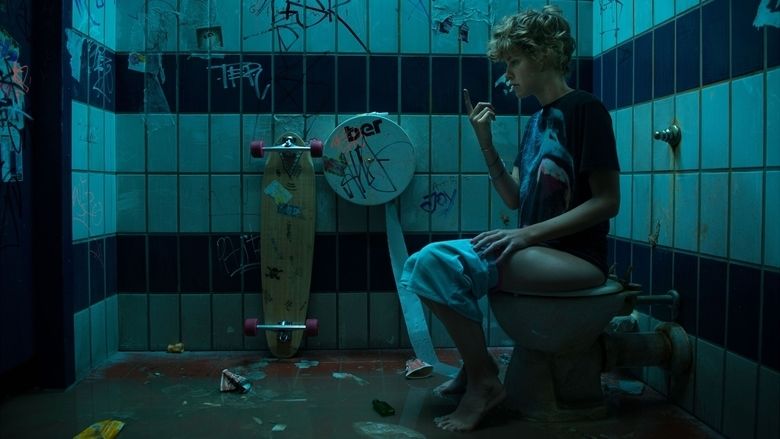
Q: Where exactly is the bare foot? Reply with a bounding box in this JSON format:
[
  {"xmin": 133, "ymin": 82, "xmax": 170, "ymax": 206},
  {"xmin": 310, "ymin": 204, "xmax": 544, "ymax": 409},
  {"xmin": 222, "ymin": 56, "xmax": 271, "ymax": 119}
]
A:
[
  {"xmin": 433, "ymin": 376, "xmax": 506, "ymax": 432},
  {"xmin": 433, "ymin": 367, "xmax": 466, "ymax": 397}
]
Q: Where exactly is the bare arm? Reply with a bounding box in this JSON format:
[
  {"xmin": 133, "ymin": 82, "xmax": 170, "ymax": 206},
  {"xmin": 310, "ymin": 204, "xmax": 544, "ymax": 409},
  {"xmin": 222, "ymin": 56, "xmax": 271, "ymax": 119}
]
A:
[{"xmin": 463, "ymin": 89, "xmax": 521, "ymax": 209}]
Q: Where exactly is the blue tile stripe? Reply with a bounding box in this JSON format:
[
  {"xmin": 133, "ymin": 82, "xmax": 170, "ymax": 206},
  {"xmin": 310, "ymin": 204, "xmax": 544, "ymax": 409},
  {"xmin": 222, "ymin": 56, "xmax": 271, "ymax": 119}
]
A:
[
  {"xmin": 94, "ymin": 54, "xmax": 596, "ymax": 115},
  {"xmin": 607, "ymin": 237, "xmax": 779, "ymax": 373}
]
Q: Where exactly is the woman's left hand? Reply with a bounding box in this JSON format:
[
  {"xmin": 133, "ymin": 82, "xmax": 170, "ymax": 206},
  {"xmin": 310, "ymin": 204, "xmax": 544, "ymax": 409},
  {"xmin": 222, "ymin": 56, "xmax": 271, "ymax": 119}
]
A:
[{"xmin": 470, "ymin": 228, "xmax": 534, "ymax": 264}]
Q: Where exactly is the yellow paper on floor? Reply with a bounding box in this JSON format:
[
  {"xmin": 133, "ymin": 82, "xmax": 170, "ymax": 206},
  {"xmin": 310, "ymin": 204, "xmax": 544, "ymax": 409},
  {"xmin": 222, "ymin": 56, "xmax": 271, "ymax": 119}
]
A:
[{"xmin": 73, "ymin": 420, "xmax": 125, "ymax": 439}]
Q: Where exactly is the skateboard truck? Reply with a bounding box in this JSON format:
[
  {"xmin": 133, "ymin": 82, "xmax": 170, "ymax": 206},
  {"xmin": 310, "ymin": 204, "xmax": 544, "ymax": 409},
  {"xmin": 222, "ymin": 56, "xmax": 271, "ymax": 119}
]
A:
[
  {"xmin": 250, "ymin": 137, "xmax": 324, "ymax": 158},
  {"xmin": 243, "ymin": 318, "xmax": 319, "ymax": 343}
]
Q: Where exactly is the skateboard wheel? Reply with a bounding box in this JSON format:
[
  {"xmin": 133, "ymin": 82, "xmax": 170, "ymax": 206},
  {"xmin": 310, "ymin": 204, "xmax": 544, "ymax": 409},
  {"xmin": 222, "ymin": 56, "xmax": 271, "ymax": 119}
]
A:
[
  {"xmin": 309, "ymin": 139, "xmax": 323, "ymax": 158},
  {"xmin": 244, "ymin": 318, "xmax": 259, "ymax": 336},
  {"xmin": 304, "ymin": 318, "xmax": 319, "ymax": 337},
  {"xmin": 250, "ymin": 140, "xmax": 265, "ymax": 158}
]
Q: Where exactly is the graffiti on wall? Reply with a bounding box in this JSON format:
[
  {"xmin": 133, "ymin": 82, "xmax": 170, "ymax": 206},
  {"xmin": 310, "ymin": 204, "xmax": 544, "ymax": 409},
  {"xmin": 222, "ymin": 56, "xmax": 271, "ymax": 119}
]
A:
[
  {"xmin": 65, "ymin": 28, "xmax": 115, "ymax": 105},
  {"xmin": 754, "ymin": 0, "xmax": 780, "ymax": 28},
  {"xmin": 210, "ymin": 61, "xmax": 268, "ymax": 100},
  {"xmin": 244, "ymin": 0, "xmax": 369, "ymax": 52},
  {"xmin": 431, "ymin": 0, "xmax": 489, "ymax": 43},
  {"xmin": 1, "ymin": 27, "xmax": 30, "ymax": 183}
]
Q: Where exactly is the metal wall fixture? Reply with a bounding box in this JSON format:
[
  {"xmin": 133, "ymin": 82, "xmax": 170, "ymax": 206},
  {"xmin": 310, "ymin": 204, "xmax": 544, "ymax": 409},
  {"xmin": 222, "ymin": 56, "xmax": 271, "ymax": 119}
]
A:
[{"xmin": 654, "ymin": 122, "xmax": 682, "ymax": 148}]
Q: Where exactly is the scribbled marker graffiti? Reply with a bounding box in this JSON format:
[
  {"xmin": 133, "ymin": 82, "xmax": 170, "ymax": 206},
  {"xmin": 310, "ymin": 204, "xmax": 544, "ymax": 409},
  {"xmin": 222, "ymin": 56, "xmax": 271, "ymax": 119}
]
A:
[
  {"xmin": 1, "ymin": 27, "xmax": 31, "ymax": 183},
  {"xmin": 420, "ymin": 182, "xmax": 457, "ymax": 215},
  {"xmin": 329, "ymin": 137, "xmax": 408, "ymax": 201},
  {"xmin": 210, "ymin": 62, "xmax": 267, "ymax": 99},
  {"xmin": 244, "ymin": 0, "xmax": 368, "ymax": 53},
  {"xmin": 216, "ymin": 234, "xmax": 261, "ymax": 277}
]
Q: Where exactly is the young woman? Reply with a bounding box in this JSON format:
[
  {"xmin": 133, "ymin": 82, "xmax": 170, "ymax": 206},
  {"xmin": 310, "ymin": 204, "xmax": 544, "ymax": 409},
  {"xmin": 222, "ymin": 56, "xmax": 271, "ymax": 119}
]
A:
[{"xmin": 399, "ymin": 6, "xmax": 621, "ymax": 432}]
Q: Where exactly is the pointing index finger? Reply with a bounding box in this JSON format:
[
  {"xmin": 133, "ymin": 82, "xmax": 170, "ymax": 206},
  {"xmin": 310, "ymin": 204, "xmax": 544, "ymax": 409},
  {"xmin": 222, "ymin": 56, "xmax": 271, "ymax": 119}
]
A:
[{"xmin": 463, "ymin": 89, "xmax": 474, "ymax": 114}]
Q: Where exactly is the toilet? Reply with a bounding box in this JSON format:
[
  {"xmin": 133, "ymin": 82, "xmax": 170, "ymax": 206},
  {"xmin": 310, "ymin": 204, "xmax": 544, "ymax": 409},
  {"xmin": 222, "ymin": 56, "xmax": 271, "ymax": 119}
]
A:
[{"xmin": 490, "ymin": 278, "xmax": 648, "ymax": 421}]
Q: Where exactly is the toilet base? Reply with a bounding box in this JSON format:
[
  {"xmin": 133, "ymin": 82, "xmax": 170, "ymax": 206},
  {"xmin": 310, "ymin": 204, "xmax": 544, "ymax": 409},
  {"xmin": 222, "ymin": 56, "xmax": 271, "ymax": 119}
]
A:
[{"xmin": 502, "ymin": 342, "xmax": 609, "ymax": 422}]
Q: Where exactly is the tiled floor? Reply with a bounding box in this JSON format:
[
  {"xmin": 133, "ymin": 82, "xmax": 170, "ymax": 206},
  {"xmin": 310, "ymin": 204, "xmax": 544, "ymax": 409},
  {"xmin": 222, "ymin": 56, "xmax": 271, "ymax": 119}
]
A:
[{"xmin": 0, "ymin": 349, "xmax": 721, "ymax": 438}]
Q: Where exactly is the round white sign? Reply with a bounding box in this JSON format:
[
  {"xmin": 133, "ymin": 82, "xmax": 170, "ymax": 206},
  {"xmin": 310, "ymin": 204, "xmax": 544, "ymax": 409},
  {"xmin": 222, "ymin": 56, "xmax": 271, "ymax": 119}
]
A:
[{"xmin": 323, "ymin": 114, "xmax": 415, "ymax": 206}]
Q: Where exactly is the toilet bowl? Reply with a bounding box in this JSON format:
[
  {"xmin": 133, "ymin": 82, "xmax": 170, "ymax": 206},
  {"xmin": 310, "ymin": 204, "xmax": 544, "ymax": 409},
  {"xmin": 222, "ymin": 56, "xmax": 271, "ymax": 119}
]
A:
[{"xmin": 489, "ymin": 278, "xmax": 640, "ymax": 421}]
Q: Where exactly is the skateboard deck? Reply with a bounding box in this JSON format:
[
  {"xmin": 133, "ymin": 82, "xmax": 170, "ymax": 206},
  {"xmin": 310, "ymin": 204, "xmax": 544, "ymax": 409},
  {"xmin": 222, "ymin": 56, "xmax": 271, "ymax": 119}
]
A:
[{"xmin": 259, "ymin": 133, "xmax": 316, "ymax": 358}]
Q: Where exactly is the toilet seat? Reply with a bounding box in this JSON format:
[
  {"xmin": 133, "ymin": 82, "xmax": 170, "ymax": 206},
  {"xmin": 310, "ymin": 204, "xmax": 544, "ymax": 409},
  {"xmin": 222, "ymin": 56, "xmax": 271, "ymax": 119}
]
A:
[{"xmin": 502, "ymin": 278, "xmax": 624, "ymax": 298}]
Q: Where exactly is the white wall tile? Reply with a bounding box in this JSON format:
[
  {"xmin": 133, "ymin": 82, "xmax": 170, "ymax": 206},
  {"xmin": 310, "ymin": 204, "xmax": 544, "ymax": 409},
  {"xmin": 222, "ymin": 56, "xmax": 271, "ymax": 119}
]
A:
[
  {"xmin": 400, "ymin": 115, "xmax": 431, "ymax": 173},
  {"xmin": 765, "ymin": 171, "xmax": 780, "ymax": 267},
  {"xmin": 401, "ymin": 174, "xmax": 431, "ymax": 232},
  {"xmin": 460, "ymin": 175, "xmax": 489, "ymax": 231},
  {"xmin": 72, "ymin": 101, "xmax": 89, "ymax": 171},
  {"xmin": 148, "ymin": 175, "xmax": 178, "ymax": 233},
  {"xmin": 105, "ymin": 111, "xmax": 116, "ymax": 173},
  {"xmin": 305, "ymin": 0, "xmax": 337, "ymax": 53},
  {"xmin": 461, "ymin": 0, "xmax": 491, "ymax": 55},
  {"xmin": 653, "ymin": 0, "xmax": 675, "ymax": 25},
  {"xmin": 115, "ymin": 114, "xmax": 146, "ymax": 172},
  {"xmin": 674, "ymin": 173, "xmax": 698, "ymax": 252},
  {"xmin": 213, "ymin": 0, "xmax": 241, "ymax": 52},
  {"xmin": 699, "ymin": 172, "xmax": 728, "ymax": 257},
  {"xmin": 116, "ymin": 174, "xmax": 147, "ymax": 233},
  {"xmin": 615, "ymin": 174, "xmax": 633, "ymax": 239},
  {"xmin": 634, "ymin": 0, "xmax": 653, "ymax": 35},
  {"xmin": 115, "ymin": 0, "xmax": 146, "ymax": 52},
  {"xmin": 722, "ymin": 353, "xmax": 758, "ymax": 439},
  {"xmin": 731, "ymin": 73, "xmax": 765, "ymax": 168},
  {"xmin": 652, "ymin": 97, "xmax": 675, "ymax": 171},
  {"xmin": 701, "ymin": 82, "xmax": 730, "ymax": 169},
  {"xmin": 88, "ymin": 173, "xmax": 106, "ymax": 237},
  {"xmin": 242, "ymin": 114, "xmax": 274, "ymax": 173},
  {"xmin": 241, "ymin": 0, "xmax": 273, "ymax": 51},
  {"xmin": 757, "ymin": 367, "xmax": 780, "ymax": 439},
  {"xmin": 88, "ymin": 106, "xmax": 106, "ymax": 171},
  {"xmin": 314, "ymin": 175, "xmax": 337, "ymax": 232},
  {"xmin": 676, "ymin": 0, "xmax": 700, "ymax": 15},
  {"xmin": 179, "ymin": 175, "xmax": 210, "ymax": 232},
  {"xmin": 89, "ymin": 301, "xmax": 107, "ymax": 367},
  {"xmin": 767, "ymin": 68, "xmax": 780, "ymax": 166},
  {"xmin": 146, "ymin": 0, "xmax": 178, "ymax": 51},
  {"xmin": 617, "ymin": 0, "xmax": 634, "ymax": 44},
  {"xmin": 400, "ymin": 0, "xmax": 431, "ymax": 53},
  {"xmin": 694, "ymin": 339, "xmax": 725, "ymax": 431},
  {"xmin": 72, "ymin": 172, "xmax": 90, "ymax": 240},
  {"xmin": 652, "ymin": 173, "xmax": 674, "ymax": 247},
  {"xmin": 243, "ymin": 174, "xmax": 262, "ymax": 233},
  {"xmin": 577, "ymin": 0, "xmax": 593, "ymax": 57},
  {"xmin": 633, "ymin": 102, "xmax": 653, "ymax": 171},
  {"xmin": 211, "ymin": 175, "xmax": 241, "ymax": 232},
  {"xmin": 730, "ymin": 171, "xmax": 763, "ymax": 264},
  {"xmin": 210, "ymin": 114, "xmax": 241, "ymax": 172},
  {"xmin": 104, "ymin": 0, "xmax": 117, "ymax": 51},
  {"xmin": 616, "ymin": 107, "xmax": 633, "ymax": 172},
  {"xmin": 368, "ymin": 1, "xmax": 399, "ymax": 53},
  {"xmin": 73, "ymin": 308, "xmax": 91, "ymax": 380},
  {"xmin": 674, "ymin": 89, "xmax": 699, "ymax": 170},
  {"xmin": 146, "ymin": 115, "xmax": 178, "ymax": 172},
  {"xmin": 104, "ymin": 174, "xmax": 117, "ymax": 235},
  {"xmin": 337, "ymin": 0, "xmax": 368, "ymax": 53},
  {"xmin": 632, "ymin": 174, "xmax": 651, "ymax": 242},
  {"xmin": 178, "ymin": 115, "xmax": 210, "ymax": 173},
  {"xmin": 430, "ymin": 174, "xmax": 459, "ymax": 231},
  {"xmin": 431, "ymin": 116, "xmax": 460, "ymax": 172}
]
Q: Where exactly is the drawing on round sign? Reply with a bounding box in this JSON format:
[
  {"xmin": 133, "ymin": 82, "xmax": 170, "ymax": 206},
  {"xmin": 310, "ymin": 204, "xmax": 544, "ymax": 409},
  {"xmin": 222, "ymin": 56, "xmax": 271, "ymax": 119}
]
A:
[{"xmin": 323, "ymin": 114, "xmax": 415, "ymax": 206}]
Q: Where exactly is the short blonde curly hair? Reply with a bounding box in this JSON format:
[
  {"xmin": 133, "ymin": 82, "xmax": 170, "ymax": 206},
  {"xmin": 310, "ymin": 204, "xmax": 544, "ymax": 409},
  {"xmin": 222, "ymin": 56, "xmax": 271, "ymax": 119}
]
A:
[{"xmin": 487, "ymin": 5, "xmax": 576, "ymax": 75}]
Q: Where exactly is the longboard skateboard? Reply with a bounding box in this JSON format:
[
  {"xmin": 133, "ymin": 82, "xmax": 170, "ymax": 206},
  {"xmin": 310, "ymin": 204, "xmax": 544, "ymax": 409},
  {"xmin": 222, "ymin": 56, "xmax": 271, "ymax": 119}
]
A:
[{"xmin": 244, "ymin": 133, "xmax": 321, "ymax": 358}]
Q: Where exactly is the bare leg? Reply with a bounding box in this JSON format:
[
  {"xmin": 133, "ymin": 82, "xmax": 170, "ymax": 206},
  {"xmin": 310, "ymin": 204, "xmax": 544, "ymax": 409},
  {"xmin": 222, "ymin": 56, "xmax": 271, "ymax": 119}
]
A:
[{"xmin": 421, "ymin": 298, "xmax": 506, "ymax": 432}]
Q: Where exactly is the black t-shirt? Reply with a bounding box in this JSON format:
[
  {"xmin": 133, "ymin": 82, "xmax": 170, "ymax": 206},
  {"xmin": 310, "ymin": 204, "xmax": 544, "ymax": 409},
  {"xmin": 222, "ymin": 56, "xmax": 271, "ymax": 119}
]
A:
[{"xmin": 512, "ymin": 90, "xmax": 619, "ymax": 274}]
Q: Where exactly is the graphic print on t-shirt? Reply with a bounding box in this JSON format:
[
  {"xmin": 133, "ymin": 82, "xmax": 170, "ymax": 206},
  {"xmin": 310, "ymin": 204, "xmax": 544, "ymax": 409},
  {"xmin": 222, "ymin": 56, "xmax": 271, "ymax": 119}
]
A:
[{"xmin": 518, "ymin": 107, "xmax": 574, "ymax": 226}]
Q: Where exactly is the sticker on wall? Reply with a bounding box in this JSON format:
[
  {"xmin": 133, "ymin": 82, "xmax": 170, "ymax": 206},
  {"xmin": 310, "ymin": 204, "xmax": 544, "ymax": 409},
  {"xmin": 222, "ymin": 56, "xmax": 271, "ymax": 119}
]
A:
[
  {"xmin": 197, "ymin": 26, "xmax": 224, "ymax": 50},
  {"xmin": 1, "ymin": 27, "xmax": 30, "ymax": 182},
  {"xmin": 754, "ymin": 0, "xmax": 780, "ymax": 28},
  {"xmin": 323, "ymin": 114, "xmax": 415, "ymax": 206}
]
